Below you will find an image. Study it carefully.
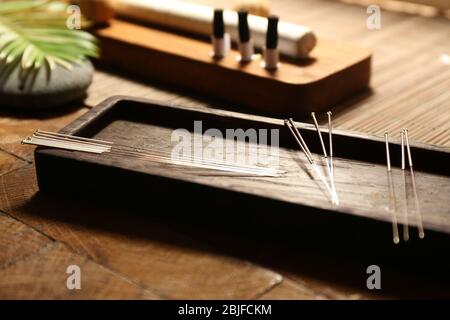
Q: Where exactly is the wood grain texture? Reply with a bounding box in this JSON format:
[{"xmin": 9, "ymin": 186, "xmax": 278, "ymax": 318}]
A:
[
  {"xmin": 84, "ymin": 70, "xmax": 178, "ymax": 108},
  {"xmin": 0, "ymin": 242, "xmax": 159, "ymax": 299},
  {"xmin": 268, "ymin": 0, "xmax": 450, "ymax": 146},
  {"xmin": 399, "ymin": 0, "xmax": 450, "ymax": 9},
  {"xmin": 0, "ymin": 213, "xmax": 51, "ymax": 269},
  {"xmin": 269, "ymin": 249, "xmax": 450, "ymax": 299},
  {"xmin": 343, "ymin": 0, "xmax": 450, "ymax": 11},
  {"xmin": 0, "ymin": 150, "xmax": 25, "ymax": 177},
  {"xmin": 0, "ymin": 165, "xmax": 283, "ymax": 300},
  {"xmin": 259, "ymin": 279, "xmax": 328, "ymax": 300},
  {"xmin": 187, "ymin": 218, "xmax": 450, "ymax": 299}
]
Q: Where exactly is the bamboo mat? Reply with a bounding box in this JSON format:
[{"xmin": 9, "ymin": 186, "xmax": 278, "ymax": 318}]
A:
[{"xmin": 85, "ymin": 0, "xmax": 450, "ymax": 147}]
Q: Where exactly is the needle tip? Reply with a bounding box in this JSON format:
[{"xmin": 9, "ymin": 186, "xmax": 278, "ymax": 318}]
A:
[
  {"xmin": 393, "ymin": 237, "xmax": 400, "ymax": 244},
  {"xmin": 419, "ymin": 232, "xmax": 425, "ymax": 239}
]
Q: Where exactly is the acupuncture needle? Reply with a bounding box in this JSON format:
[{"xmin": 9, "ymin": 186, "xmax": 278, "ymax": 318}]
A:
[
  {"xmin": 27, "ymin": 132, "xmax": 281, "ymax": 176},
  {"xmin": 32, "ymin": 136, "xmax": 111, "ymax": 151},
  {"xmin": 120, "ymin": 152, "xmax": 278, "ymax": 176},
  {"xmin": 31, "ymin": 134, "xmax": 112, "ymax": 152},
  {"xmin": 36, "ymin": 134, "xmax": 275, "ymax": 175},
  {"xmin": 311, "ymin": 112, "xmax": 338, "ymax": 204},
  {"xmin": 384, "ymin": 132, "xmax": 400, "ymax": 244},
  {"xmin": 32, "ymin": 132, "xmax": 112, "ymax": 152},
  {"xmin": 27, "ymin": 136, "xmax": 278, "ymax": 176},
  {"xmin": 288, "ymin": 117, "xmax": 336, "ymax": 204},
  {"xmin": 403, "ymin": 128, "xmax": 425, "ymax": 239},
  {"xmin": 36, "ymin": 130, "xmax": 279, "ymax": 174},
  {"xmin": 110, "ymin": 148, "xmax": 279, "ymax": 176},
  {"xmin": 36, "ymin": 129, "xmax": 113, "ymax": 145},
  {"xmin": 22, "ymin": 137, "xmax": 108, "ymax": 154},
  {"xmin": 285, "ymin": 119, "xmax": 335, "ymax": 204},
  {"xmin": 45, "ymin": 130, "xmax": 282, "ymax": 175},
  {"xmin": 327, "ymin": 111, "xmax": 337, "ymax": 203},
  {"xmin": 24, "ymin": 136, "xmax": 111, "ymax": 153},
  {"xmin": 287, "ymin": 118, "xmax": 313, "ymax": 162},
  {"xmin": 326, "ymin": 111, "xmax": 339, "ymax": 204},
  {"xmin": 37, "ymin": 130, "xmax": 247, "ymax": 164},
  {"xmin": 286, "ymin": 118, "xmax": 335, "ymax": 203},
  {"xmin": 400, "ymin": 130, "xmax": 410, "ymax": 242}
]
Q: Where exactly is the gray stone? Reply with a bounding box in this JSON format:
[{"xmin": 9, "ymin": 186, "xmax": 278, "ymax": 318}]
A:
[{"xmin": 0, "ymin": 59, "xmax": 93, "ymax": 109}]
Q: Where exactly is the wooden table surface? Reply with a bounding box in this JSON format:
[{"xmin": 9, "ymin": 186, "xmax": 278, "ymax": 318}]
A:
[{"xmin": 0, "ymin": 0, "xmax": 449, "ymax": 299}]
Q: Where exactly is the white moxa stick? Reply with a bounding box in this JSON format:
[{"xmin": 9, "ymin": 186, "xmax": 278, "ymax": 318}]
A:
[{"xmin": 111, "ymin": 0, "xmax": 317, "ymax": 58}]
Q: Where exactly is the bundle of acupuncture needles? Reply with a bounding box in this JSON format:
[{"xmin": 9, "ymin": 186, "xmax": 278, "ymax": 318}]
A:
[
  {"xmin": 384, "ymin": 128, "xmax": 425, "ymax": 244},
  {"xmin": 284, "ymin": 112, "xmax": 339, "ymax": 205},
  {"xmin": 22, "ymin": 130, "xmax": 280, "ymax": 177}
]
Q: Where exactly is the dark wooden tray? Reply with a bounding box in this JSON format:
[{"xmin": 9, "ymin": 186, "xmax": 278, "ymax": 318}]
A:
[
  {"xmin": 34, "ymin": 96, "xmax": 450, "ymax": 270},
  {"xmin": 95, "ymin": 19, "xmax": 371, "ymax": 118}
]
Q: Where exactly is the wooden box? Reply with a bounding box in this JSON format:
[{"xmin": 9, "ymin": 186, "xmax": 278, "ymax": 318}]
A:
[
  {"xmin": 95, "ymin": 19, "xmax": 371, "ymax": 117},
  {"xmin": 34, "ymin": 96, "xmax": 449, "ymax": 269}
]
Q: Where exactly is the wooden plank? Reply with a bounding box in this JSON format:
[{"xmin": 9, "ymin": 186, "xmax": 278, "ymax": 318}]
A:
[
  {"xmin": 0, "ymin": 242, "xmax": 159, "ymax": 299},
  {"xmin": 0, "ymin": 212, "xmax": 51, "ymax": 269},
  {"xmin": 85, "ymin": 70, "xmax": 178, "ymax": 107},
  {"xmin": 170, "ymin": 223, "xmax": 379, "ymax": 300},
  {"xmin": 155, "ymin": 212, "xmax": 450, "ymax": 299},
  {"xmin": 0, "ymin": 165, "xmax": 283, "ymax": 299},
  {"xmin": 266, "ymin": 254, "xmax": 381, "ymax": 299},
  {"xmin": 259, "ymin": 279, "xmax": 328, "ymax": 300},
  {"xmin": 397, "ymin": 0, "xmax": 450, "ymax": 10},
  {"xmin": 0, "ymin": 150, "xmax": 26, "ymax": 176},
  {"xmin": 265, "ymin": 247, "xmax": 450, "ymax": 299},
  {"xmin": 341, "ymin": 0, "xmax": 450, "ymax": 11}
]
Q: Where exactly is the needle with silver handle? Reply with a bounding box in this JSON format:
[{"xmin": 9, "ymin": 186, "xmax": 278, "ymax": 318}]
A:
[
  {"xmin": 285, "ymin": 119, "xmax": 336, "ymax": 204},
  {"xmin": 403, "ymin": 128, "xmax": 425, "ymax": 239},
  {"xmin": 327, "ymin": 111, "xmax": 337, "ymax": 204},
  {"xmin": 384, "ymin": 132, "xmax": 399, "ymax": 244},
  {"xmin": 400, "ymin": 130, "xmax": 409, "ymax": 241},
  {"xmin": 33, "ymin": 130, "xmax": 281, "ymax": 175},
  {"xmin": 311, "ymin": 112, "xmax": 338, "ymax": 205},
  {"xmin": 23, "ymin": 131, "xmax": 280, "ymax": 177}
]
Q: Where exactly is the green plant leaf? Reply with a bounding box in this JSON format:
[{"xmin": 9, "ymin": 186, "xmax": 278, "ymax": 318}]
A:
[{"xmin": 0, "ymin": 0, "xmax": 98, "ymax": 73}]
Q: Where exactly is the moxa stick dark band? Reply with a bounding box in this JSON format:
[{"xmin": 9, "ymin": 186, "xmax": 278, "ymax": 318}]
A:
[
  {"xmin": 238, "ymin": 10, "xmax": 250, "ymax": 43},
  {"xmin": 213, "ymin": 9, "xmax": 224, "ymax": 38},
  {"xmin": 266, "ymin": 15, "xmax": 279, "ymax": 49}
]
